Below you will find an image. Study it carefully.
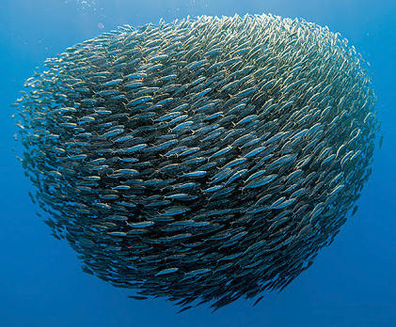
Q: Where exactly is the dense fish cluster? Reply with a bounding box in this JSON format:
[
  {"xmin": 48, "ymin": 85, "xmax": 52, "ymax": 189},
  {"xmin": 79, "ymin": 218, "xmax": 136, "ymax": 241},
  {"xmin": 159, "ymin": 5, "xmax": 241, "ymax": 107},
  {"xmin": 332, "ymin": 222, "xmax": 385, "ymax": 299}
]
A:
[{"xmin": 16, "ymin": 14, "xmax": 379, "ymax": 311}]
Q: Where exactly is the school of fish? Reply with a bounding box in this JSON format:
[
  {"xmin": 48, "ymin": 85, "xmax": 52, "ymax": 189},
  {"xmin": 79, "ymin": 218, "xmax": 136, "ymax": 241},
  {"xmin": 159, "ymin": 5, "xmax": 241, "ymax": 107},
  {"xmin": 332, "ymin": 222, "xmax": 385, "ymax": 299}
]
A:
[{"xmin": 15, "ymin": 14, "xmax": 380, "ymax": 311}]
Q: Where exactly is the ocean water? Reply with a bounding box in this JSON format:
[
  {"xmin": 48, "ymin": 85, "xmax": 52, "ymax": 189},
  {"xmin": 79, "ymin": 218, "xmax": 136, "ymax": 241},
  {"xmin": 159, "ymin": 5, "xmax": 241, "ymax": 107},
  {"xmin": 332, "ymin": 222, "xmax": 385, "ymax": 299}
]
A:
[{"xmin": 0, "ymin": 0, "xmax": 395, "ymax": 326}]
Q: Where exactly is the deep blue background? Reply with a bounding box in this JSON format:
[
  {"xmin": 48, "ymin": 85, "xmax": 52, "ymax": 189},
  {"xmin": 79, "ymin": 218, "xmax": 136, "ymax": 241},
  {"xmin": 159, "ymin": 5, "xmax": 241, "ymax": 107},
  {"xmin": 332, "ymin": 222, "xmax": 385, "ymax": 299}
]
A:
[{"xmin": 0, "ymin": 1, "xmax": 395, "ymax": 326}]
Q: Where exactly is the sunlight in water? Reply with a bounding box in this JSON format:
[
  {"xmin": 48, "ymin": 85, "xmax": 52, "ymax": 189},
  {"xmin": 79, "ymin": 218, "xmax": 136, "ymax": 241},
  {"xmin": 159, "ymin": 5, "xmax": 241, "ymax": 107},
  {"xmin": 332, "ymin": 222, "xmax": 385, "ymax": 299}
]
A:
[
  {"xmin": 77, "ymin": 0, "xmax": 96, "ymax": 9},
  {"xmin": 64, "ymin": 0, "xmax": 96, "ymax": 10}
]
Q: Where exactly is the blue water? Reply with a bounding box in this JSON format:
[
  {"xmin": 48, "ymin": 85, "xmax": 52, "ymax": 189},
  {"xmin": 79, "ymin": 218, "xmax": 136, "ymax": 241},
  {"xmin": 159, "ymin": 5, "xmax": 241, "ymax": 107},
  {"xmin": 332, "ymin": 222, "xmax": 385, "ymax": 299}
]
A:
[{"xmin": 0, "ymin": 0, "xmax": 395, "ymax": 326}]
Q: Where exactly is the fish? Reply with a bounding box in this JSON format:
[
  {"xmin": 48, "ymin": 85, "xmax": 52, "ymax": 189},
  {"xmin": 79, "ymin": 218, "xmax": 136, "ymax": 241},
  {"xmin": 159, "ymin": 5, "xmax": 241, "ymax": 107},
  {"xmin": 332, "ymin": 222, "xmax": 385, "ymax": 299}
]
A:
[
  {"xmin": 155, "ymin": 267, "xmax": 179, "ymax": 276},
  {"xmin": 15, "ymin": 13, "xmax": 379, "ymax": 312},
  {"xmin": 244, "ymin": 174, "xmax": 278, "ymax": 189}
]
